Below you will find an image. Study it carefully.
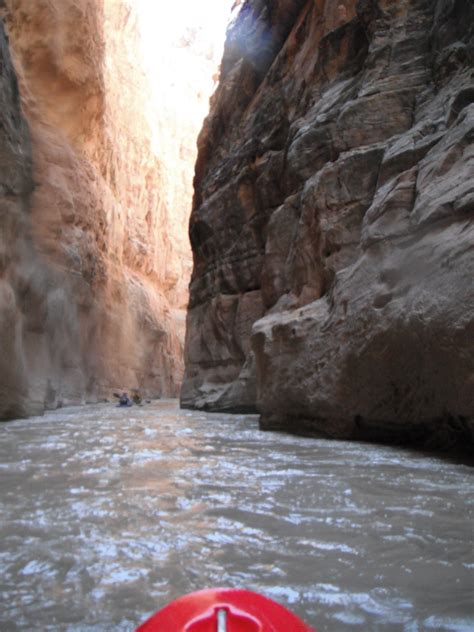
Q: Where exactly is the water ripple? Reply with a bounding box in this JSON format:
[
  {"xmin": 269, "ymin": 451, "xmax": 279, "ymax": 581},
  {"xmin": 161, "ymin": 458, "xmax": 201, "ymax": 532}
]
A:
[{"xmin": 0, "ymin": 400, "xmax": 472, "ymax": 631}]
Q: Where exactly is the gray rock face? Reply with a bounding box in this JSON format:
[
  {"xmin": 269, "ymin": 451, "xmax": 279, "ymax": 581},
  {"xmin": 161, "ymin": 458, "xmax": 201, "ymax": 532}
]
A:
[
  {"xmin": 182, "ymin": 0, "xmax": 474, "ymax": 451},
  {"xmin": 0, "ymin": 22, "xmax": 30, "ymax": 418}
]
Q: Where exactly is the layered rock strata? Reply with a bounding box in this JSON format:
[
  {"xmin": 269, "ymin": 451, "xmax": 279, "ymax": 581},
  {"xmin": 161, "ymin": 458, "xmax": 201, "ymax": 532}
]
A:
[
  {"xmin": 0, "ymin": 0, "xmax": 196, "ymax": 418},
  {"xmin": 182, "ymin": 0, "xmax": 474, "ymax": 451}
]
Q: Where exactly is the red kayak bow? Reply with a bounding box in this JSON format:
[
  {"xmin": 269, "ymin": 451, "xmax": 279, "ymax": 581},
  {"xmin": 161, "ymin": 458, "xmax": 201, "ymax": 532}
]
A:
[{"xmin": 137, "ymin": 588, "xmax": 314, "ymax": 631}]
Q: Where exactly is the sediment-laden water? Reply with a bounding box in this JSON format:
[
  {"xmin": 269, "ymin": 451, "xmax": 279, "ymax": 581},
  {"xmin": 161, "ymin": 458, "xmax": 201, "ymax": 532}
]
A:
[{"xmin": 0, "ymin": 401, "xmax": 472, "ymax": 631}]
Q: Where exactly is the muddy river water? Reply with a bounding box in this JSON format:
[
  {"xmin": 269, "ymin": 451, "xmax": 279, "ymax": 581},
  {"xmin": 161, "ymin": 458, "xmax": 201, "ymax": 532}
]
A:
[{"xmin": 0, "ymin": 400, "xmax": 472, "ymax": 631}]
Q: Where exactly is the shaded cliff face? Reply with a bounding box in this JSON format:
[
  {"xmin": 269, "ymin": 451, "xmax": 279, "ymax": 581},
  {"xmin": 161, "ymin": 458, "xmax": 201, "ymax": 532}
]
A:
[
  {"xmin": 0, "ymin": 18, "xmax": 36, "ymax": 418},
  {"xmin": 182, "ymin": 0, "xmax": 474, "ymax": 451},
  {"xmin": 0, "ymin": 0, "xmax": 219, "ymax": 418}
]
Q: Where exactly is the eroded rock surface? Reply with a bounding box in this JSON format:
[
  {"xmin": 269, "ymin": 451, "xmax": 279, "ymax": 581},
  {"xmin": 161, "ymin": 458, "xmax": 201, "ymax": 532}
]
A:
[
  {"xmin": 1, "ymin": 0, "xmax": 215, "ymax": 418},
  {"xmin": 0, "ymin": 17, "xmax": 36, "ymax": 418},
  {"xmin": 182, "ymin": 0, "xmax": 474, "ymax": 451}
]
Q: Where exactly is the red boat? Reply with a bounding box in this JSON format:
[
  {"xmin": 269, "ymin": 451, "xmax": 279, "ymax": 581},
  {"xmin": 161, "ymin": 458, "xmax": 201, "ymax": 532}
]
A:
[{"xmin": 137, "ymin": 588, "xmax": 315, "ymax": 631}]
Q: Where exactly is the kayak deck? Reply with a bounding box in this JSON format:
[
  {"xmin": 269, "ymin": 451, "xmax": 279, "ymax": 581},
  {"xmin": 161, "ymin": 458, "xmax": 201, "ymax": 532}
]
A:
[{"xmin": 137, "ymin": 588, "xmax": 314, "ymax": 631}]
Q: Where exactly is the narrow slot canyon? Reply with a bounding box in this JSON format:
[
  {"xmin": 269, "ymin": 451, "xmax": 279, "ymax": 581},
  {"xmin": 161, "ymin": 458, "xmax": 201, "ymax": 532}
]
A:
[
  {"xmin": 1, "ymin": 0, "xmax": 473, "ymax": 449},
  {"xmin": 0, "ymin": 0, "xmax": 473, "ymax": 630}
]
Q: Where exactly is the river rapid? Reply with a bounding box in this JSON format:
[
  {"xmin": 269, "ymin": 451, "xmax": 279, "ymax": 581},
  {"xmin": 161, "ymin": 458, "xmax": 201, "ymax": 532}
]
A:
[{"xmin": 0, "ymin": 400, "xmax": 472, "ymax": 631}]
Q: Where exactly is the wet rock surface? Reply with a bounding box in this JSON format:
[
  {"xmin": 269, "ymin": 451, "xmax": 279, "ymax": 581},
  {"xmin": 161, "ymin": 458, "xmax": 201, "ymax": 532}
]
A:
[
  {"xmin": 182, "ymin": 0, "xmax": 474, "ymax": 451},
  {"xmin": 0, "ymin": 401, "xmax": 472, "ymax": 630}
]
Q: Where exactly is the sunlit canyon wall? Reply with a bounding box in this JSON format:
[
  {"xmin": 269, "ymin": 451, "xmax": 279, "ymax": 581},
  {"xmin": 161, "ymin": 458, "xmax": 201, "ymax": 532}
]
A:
[
  {"xmin": 182, "ymin": 0, "xmax": 474, "ymax": 451},
  {"xmin": 0, "ymin": 0, "xmax": 217, "ymax": 418}
]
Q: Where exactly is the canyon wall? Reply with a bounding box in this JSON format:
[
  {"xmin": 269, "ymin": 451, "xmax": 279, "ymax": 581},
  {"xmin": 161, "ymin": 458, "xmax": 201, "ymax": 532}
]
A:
[
  {"xmin": 0, "ymin": 0, "xmax": 195, "ymax": 418},
  {"xmin": 0, "ymin": 14, "xmax": 36, "ymax": 418},
  {"xmin": 182, "ymin": 0, "xmax": 474, "ymax": 451}
]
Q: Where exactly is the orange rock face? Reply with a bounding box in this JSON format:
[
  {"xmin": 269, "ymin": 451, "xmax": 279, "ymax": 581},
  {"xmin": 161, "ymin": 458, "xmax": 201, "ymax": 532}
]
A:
[{"xmin": 0, "ymin": 0, "xmax": 219, "ymax": 416}]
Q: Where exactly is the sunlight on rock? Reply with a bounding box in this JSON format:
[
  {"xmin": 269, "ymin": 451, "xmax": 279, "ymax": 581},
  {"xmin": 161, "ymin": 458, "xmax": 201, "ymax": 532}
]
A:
[{"xmin": 0, "ymin": 0, "xmax": 233, "ymax": 414}]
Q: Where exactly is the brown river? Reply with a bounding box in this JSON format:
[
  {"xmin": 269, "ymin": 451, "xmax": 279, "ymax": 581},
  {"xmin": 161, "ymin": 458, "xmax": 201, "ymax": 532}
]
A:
[{"xmin": 0, "ymin": 400, "xmax": 473, "ymax": 631}]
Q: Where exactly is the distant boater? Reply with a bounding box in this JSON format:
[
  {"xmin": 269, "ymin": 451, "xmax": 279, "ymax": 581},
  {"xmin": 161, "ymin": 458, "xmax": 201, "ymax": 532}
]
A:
[{"xmin": 118, "ymin": 392, "xmax": 132, "ymax": 407}]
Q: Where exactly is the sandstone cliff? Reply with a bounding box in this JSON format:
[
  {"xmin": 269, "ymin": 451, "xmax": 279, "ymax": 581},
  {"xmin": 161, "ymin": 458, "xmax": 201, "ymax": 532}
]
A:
[
  {"xmin": 0, "ymin": 0, "xmax": 201, "ymax": 418},
  {"xmin": 182, "ymin": 0, "xmax": 474, "ymax": 451}
]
